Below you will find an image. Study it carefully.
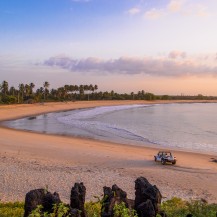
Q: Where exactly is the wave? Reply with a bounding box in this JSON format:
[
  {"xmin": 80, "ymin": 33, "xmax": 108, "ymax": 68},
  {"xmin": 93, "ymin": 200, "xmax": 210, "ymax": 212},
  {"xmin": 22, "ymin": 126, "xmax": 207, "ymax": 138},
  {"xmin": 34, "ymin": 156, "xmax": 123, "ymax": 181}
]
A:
[{"xmin": 57, "ymin": 104, "xmax": 150, "ymax": 143}]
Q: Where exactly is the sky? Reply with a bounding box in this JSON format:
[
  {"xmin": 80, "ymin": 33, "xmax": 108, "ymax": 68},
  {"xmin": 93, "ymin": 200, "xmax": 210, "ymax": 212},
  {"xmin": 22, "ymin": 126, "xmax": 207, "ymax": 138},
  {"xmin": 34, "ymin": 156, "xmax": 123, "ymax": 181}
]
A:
[{"xmin": 1, "ymin": 0, "xmax": 217, "ymax": 95}]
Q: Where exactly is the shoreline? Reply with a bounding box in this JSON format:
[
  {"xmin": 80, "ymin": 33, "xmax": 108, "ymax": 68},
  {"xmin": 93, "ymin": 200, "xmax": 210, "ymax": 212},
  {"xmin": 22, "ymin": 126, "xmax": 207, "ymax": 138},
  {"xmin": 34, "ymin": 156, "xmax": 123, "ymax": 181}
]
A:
[
  {"xmin": 0, "ymin": 100, "xmax": 217, "ymax": 203},
  {"xmin": 1, "ymin": 100, "xmax": 217, "ymax": 156}
]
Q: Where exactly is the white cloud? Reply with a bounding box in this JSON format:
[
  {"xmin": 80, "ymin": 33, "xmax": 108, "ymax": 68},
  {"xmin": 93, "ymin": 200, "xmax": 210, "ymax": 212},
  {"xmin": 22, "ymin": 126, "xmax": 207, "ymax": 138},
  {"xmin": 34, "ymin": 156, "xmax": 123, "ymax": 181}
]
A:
[
  {"xmin": 144, "ymin": 8, "xmax": 165, "ymax": 20},
  {"xmin": 183, "ymin": 4, "xmax": 209, "ymax": 17},
  {"xmin": 167, "ymin": 0, "xmax": 185, "ymax": 13},
  {"xmin": 143, "ymin": 0, "xmax": 210, "ymax": 20},
  {"xmin": 168, "ymin": 51, "xmax": 187, "ymax": 59},
  {"xmin": 126, "ymin": 7, "xmax": 141, "ymax": 15},
  {"xmin": 44, "ymin": 54, "xmax": 217, "ymax": 77}
]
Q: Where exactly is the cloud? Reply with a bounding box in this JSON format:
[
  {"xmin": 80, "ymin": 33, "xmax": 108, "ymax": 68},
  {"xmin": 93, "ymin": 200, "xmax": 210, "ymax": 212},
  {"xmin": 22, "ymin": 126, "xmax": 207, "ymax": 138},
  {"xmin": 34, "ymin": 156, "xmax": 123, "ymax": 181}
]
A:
[
  {"xmin": 144, "ymin": 8, "xmax": 165, "ymax": 20},
  {"xmin": 143, "ymin": 0, "xmax": 210, "ymax": 20},
  {"xmin": 126, "ymin": 7, "xmax": 141, "ymax": 15},
  {"xmin": 168, "ymin": 51, "xmax": 187, "ymax": 59},
  {"xmin": 167, "ymin": 0, "xmax": 185, "ymax": 13},
  {"xmin": 44, "ymin": 54, "xmax": 217, "ymax": 77},
  {"xmin": 183, "ymin": 4, "xmax": 209, "ymax": 17}
]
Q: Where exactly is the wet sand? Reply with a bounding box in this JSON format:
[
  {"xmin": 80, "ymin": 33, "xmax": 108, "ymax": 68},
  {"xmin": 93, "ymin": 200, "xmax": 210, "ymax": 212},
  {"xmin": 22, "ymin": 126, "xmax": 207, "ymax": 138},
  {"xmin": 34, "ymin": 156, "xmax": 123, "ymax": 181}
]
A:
[{"xmin": 0, "ymin": 101, "xmax": 217, "ymax": 203}]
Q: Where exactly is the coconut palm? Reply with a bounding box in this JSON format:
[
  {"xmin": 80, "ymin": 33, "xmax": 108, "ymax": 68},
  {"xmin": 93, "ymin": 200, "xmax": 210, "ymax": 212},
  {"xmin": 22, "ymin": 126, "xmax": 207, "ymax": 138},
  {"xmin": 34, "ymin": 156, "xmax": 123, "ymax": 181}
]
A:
[
  {"xmin": 9, "ymin": 86, "xmax": 16, "ymax": 96},
  {"xmin": 19, "ymin": 83, "xmax": 25, "ymax": 102},
  {"xmin": 131, "ymin": 92, "xmax": 134, "ymax": 100},
  {"xmin": 25, "ymin": 84, "xmax": 30, "ymax": 97},
  {"xmin": 94, "ymin": 84, "xmax": 98, "ymax": 92},
  {"xmin": 29, "ymin": 82, "xmax": 35, "ymax": 95},
  {"xmin": 1, "ymin": 80, "xmax": 8, "ymax": 96},
  {"xmin": 43, "ymin": 81, "xmax": 50, "ymax": 100}
]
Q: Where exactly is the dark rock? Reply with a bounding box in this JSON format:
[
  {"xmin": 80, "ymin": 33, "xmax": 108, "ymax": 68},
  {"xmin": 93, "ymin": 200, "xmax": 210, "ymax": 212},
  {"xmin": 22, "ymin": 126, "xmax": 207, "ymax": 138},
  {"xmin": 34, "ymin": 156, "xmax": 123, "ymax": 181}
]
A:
[
  {"xmin": 137, "ymin": 199, "xmax": 156, "ymax": 217},
  {"xmin": 66, "ymin": 206, "xmax": 81, "ymax": 217},
  {"xmin": 135, "ymin": 177, "xmax": 162, "ymax": 217},
  {"xmin": 101, "ymin": 184, "xmax": 134, "ymax": 217},
  {"xmin": 101, "ymin": 186, "xmax": 114, "ymax": 217},
  {"xmin": 42, "ymin": 192, "xmax": 61, "ymax": 213},
  {"xmin": 186, "ymin": 214, "xmax": 193, "ymax": 217},
  {"xmin": 23, "ymin": 189, "xmax": 61, "ymax": 217},
  {"xmin": 70, "ymin": 182, "xmax": 86, "ymax": 217}
]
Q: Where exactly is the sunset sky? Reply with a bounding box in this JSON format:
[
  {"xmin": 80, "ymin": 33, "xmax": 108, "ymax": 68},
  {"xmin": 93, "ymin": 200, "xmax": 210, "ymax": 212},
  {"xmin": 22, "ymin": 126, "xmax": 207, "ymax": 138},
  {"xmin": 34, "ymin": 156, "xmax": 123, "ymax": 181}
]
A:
[{"xmin": 1, "ymin": 0, "xmax": 217, "ymax": 95}]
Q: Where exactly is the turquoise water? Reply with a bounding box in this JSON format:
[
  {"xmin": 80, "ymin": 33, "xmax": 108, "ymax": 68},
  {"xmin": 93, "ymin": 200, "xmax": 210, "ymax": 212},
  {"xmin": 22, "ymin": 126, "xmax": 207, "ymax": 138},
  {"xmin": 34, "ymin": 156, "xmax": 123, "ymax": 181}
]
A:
[{"xmin": 3, "ymin": 103, "xmax": 217, "ymax": 154}]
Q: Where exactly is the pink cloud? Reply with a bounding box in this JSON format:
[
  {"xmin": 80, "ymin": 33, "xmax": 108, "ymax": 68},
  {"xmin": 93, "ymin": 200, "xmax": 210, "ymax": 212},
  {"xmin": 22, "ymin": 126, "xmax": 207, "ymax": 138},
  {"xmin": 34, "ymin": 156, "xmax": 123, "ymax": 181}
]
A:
[{"xmin": 44, "ymin": 54, "xmax": 217, "ymax": 77}]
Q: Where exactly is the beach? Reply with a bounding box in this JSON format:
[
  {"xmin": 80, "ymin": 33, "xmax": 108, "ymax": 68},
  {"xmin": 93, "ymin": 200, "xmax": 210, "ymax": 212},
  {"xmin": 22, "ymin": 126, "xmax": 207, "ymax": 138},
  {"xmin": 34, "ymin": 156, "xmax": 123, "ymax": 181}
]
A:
[{"xmin": 0, "ymin": 101, "xmax": 217, "ymax": 203}]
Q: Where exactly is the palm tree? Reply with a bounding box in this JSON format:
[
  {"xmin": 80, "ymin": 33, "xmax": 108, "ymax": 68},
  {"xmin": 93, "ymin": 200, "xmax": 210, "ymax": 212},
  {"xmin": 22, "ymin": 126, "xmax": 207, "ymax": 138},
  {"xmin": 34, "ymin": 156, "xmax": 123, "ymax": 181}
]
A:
[
  {"xmin": 29, "ymin": 82, "xmax": 35, "ymax": 95},
  {"xmin": 43, "ymin": 81, "xmax": 50, "ymax": 100},
  {"xmin": 91, "ymin": 84, "xmax": 98, "ymax": 100},
  {"xmin": 79, "ymin": 85, "xmax": 84, "ymax": 100},
  {"xmin": 25, "ymin": 84, "xmax": 30, "ymax": 97},
  {"xmin": 64, "ymin": 85, "xmax": 70, "ymax": 100},
  {"xmin": 1, "ymin": 80, "xmax": 8, "ymax": 96},
  {"xmin": 19, "ymin": 83, "xmax": 25, "ymax": 102},
  {"xmin": 84, "ymin": 85, "xmax": 90, "ymax": 100},
  {"xmin": 94, "ymin": 84, "xmax": 98, "ymax": 92},
  {"xmin": 9, "ymin": 86, "xmax": 16, "ymax": 96},
  {"xmin": 131, "ymin": 92, "xmax": 134, "ymax": 100}
]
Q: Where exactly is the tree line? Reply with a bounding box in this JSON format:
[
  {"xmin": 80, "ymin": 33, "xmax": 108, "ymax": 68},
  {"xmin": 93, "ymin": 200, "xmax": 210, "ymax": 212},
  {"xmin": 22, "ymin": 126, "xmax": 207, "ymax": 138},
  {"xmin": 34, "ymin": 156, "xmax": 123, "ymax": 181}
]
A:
[{"xmin": 0, "ymin": 80, "xmax": 216, "ymax": 104}]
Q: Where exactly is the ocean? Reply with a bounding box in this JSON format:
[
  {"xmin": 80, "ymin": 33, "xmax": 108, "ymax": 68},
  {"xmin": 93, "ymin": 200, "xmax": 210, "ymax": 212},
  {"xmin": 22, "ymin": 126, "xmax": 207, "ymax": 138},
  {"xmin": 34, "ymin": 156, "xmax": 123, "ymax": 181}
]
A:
[{"xmin": 3, "ymin": 103, "xmax": 217, "ymax": 154}]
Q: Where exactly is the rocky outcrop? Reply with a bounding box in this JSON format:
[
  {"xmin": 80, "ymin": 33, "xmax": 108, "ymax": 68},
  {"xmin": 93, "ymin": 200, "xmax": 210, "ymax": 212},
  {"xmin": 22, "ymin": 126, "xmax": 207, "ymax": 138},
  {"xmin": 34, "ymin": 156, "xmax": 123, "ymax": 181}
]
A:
[
  {"xmin": 23, "ymin": 189, "xmax": 61, "ymax": 217},
  {"xmin": 23, "ymin": 177, "xmax": 197, "ymax": 217},
  {"xmin": 101, "ymin": 184, "xmax": 133, "ymax": 217},
  {"xmin": 70, "ymin": 182, "xmax": 86, "ymax": 217},
  {"xmin": 135, "ymin": 177, "xmax": 162, "ymax": 217}
]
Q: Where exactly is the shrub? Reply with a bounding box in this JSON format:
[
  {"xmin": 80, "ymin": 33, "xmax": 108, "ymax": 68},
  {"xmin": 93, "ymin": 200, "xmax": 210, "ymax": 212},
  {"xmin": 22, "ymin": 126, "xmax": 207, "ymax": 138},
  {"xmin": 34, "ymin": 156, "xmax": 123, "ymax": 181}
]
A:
[
  {"xmin": 161, "ymin": 197, "xmax": 217, "ymax": 217},
  {"xmin": 0, "ymin": 197, "xmax": 217, "ymax": 217},
  {"xmin": 85, "ymin": 200, "xmax": 101, "ymax": 217},
  {"xmin": 0, "ymin": 202, "xmax": 24, "ymax": 217},
  {"xmin": 113, "ymin": 202, "xmax": 137, "ymax": 217}
]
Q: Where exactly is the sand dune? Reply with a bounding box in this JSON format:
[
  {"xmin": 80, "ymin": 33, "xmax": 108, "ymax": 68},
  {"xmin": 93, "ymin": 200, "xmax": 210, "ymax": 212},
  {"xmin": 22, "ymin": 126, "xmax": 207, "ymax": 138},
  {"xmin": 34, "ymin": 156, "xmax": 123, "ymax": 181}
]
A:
[{"xmin": 0, "ymin": 101, "xmax": 216, "ymax": 203}]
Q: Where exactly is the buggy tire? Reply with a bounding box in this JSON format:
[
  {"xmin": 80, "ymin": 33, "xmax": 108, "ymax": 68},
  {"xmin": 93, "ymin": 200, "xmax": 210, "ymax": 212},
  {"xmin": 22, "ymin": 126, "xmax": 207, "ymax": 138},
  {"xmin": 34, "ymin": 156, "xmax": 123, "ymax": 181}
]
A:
[{"xmin": 161, "ymin": 159, "xmax": 166, "ymax": 165}]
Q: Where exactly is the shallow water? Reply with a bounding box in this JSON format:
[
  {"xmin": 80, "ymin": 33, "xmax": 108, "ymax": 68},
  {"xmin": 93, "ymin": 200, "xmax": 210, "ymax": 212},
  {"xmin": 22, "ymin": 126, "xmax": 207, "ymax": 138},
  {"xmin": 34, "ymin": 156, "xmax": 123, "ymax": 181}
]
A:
[{"xmin": 3, "ymin": 103, "xmax": 217, "ymax": 154}]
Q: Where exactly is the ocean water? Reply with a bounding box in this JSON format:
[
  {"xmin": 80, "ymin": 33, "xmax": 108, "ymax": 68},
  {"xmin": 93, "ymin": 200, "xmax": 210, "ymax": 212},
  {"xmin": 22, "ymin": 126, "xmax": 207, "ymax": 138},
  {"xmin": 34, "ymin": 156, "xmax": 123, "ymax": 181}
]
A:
[{"xmin": 3, "ymin": 103, "xmax": 217, "ymax": 154}]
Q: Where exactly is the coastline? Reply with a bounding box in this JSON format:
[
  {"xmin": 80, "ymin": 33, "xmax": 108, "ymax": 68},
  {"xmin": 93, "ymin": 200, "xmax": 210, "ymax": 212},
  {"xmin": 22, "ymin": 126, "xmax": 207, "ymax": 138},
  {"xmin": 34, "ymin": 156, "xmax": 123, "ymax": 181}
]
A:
[{"xmin": 0, "ymin": 100, "xmax": 217, "ymax": 203}]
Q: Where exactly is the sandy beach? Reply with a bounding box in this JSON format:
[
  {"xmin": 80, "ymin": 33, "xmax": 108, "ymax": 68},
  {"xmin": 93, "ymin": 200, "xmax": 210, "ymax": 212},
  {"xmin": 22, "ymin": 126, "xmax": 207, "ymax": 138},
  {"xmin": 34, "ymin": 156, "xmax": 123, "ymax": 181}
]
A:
[{"xmin": 0, "ymin": 100, "xmax": 217, "ymax": 204}]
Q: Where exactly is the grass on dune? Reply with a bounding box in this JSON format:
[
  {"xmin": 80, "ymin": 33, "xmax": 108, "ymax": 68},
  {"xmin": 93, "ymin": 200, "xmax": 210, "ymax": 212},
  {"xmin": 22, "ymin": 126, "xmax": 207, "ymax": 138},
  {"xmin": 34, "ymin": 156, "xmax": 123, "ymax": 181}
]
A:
[{"xmin": 0, "ymin": 198, "xmax": 217, "ymax": 217}]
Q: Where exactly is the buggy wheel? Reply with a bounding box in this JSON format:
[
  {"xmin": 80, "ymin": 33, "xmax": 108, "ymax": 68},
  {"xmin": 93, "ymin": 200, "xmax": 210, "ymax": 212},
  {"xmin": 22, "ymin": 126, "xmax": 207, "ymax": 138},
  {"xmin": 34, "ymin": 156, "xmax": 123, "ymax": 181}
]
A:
[
  {"xmin": 161, "ymin": 159, "xmax": 166, "ymax": 165},
  {"xmin": 172, "ymin": 161, "xmax": 176, "ymax": 165},
  {"xmin": 154, "ymin": 157, "xmax": 157, "ymax": 162}
]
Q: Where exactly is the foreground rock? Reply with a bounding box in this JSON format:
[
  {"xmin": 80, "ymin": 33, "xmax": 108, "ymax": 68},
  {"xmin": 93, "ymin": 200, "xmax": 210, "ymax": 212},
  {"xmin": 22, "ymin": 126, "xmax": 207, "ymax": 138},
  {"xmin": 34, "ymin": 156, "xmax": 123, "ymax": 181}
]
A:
[
  {"xmin": 70, "ymin": 182, "xmax": 86, "ymax": 217},
  {"xmin": 135, "ymin": 177, "xmax": 162, "ymax": 217},
  {"xmin": 23, "ymin": 176, "xmax": 200, "ymax": 217},
  {"xmin": 23, "ymin": 189, "xmax": 61, "ymax": 217},
  {"xmin": 101, "ymin": 184, "xmax": 134, "ymax": 217}
]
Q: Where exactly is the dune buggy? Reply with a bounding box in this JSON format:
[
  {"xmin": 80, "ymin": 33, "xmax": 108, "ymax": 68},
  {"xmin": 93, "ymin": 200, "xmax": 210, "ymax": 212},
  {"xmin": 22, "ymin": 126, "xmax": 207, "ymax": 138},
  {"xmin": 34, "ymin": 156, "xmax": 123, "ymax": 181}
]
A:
[{"xmin": 154, "ymin": 151, "xmax": 176, "ymax": 165}]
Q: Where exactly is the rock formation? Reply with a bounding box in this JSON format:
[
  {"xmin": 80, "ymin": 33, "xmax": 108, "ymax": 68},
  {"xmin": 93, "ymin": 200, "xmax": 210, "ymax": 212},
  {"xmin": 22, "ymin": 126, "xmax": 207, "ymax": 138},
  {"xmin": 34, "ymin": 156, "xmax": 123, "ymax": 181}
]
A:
[
  {"xmin": 135, "ymin": 177, "xmax": 162, "ymax": 217},
  {"xmin": 70, "ymin": 182, "xmax": 87, "ymax": 217},
  {"xmin": 23, "ymin": 189, "xmax": 61, "ymax": 217},
  {"xmin": 101, "ymin": 184, "xmax": 134, "ymax": 217},
  {"xmin": 23, "ymin": 177, "xmax": 199, "ymax": 217}
]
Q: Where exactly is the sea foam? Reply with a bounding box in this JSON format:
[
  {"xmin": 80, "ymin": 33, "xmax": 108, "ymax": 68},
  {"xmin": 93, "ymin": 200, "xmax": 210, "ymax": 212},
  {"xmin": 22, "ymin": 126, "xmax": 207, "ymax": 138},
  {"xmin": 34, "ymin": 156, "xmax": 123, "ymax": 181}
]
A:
[{"xmin": 57, "ymin": 104, "xmax": 149, "ymax": 143}]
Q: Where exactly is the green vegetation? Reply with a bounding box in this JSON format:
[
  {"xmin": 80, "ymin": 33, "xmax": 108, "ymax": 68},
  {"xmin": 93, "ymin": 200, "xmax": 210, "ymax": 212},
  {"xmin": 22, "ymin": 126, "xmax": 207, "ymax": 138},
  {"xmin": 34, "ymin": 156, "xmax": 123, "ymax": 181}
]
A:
[
  {"xmin": 28, "ymin": 203, "xmax": 71, "ymax": 217},
  {"xmin": 161, "ymin": 197, "xmax": 217, "ymax": 217},
  {"xmin": 1, "ymin": 80, "xmax": 215, "ymax": 105},
  {"xmin": 85, "ymin": 200, "xmax": 102, "ymax": 217},
  {"xmin": 0, "ymin": 202, "xmax": 24, "ymax": 217},
  {"xmin": 113, "ymin": 202, "xmax": 137, "ymax": 217},
  {"xmin": 0, "ymin": 198, "xmax": 216, "ymax": 217}
]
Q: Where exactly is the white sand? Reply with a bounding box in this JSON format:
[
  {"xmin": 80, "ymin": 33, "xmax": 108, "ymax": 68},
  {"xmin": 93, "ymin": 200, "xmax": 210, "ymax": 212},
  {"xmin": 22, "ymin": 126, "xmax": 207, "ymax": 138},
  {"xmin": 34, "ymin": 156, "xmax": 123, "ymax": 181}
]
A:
[{"xmin": 0, "ymin": 101, "xmax": 216, "ymax": 203}]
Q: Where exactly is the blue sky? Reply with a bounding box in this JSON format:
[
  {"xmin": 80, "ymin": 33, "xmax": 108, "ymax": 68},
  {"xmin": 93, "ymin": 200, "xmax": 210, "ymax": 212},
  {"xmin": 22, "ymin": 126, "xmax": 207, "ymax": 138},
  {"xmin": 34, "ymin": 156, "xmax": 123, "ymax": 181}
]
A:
[{"xmin": 1, "ymin": 0, "xmax": 217, "ymax": 95}]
